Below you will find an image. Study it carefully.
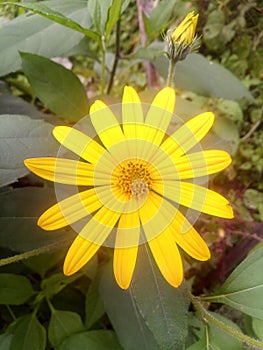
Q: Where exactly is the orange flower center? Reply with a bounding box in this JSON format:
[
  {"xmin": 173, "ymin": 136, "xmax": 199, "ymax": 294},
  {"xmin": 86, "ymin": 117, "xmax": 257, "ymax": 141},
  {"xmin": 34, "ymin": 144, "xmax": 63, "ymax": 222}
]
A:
[{"xmin": 115, "ymin": 160, "xmax": 152, "ymax": 199}]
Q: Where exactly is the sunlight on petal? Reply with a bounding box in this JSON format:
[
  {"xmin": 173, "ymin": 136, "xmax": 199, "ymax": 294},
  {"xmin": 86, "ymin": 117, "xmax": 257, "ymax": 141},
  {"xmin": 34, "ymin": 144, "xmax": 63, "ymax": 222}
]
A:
[
  {"xmin": 154, "ymin": 181, "xmax": 233, "ymax": 218},
  {"xmin": 90, "ymin": 100, "xmax": 125, "ymax": 148},
  {"xmin": 53, "ymin": 126, "xmax": 105, "ymax": 164},
  {"xmin": 159, "ymin": 112, "xmax": 215, "ymax": 161},
  {"xmin": 114, "ymin": 213, "xmax": 140, "ymax": 289},
  {"xmin": 24, "ymin": 158, "xmax": 95, "ymax": 186},
  {"xmin": 38, "ymin": 189, "xmax": 102, "ymax": 230},
  {"xmin": 147, "ymin": 229, "xmax": 183, "ymax": 287},
  {"xmin": 170, "ymin": 211, "xmax": 210, "ymax": 261},
  {"xmin": 122, "ymin": 86, "xmax": 144, "ymax": 139},
  {"xmin": 64, "ymin": 235, "xmax": 101, "ymax": 275}
]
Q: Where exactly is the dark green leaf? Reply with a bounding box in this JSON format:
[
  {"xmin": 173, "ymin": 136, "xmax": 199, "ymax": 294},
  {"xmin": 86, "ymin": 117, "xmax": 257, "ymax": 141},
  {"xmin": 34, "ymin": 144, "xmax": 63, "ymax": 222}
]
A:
[
  {"xmin": 58, "ymin": 330, "xmax": 122, "ymax": 350},
  {"xmin": 10, "ymin": 1, "xmax": 100, "ymax": 41},
  {"xmin": 100, "ymin": 261, "xmax": 160, "ymax": 350},
  {"xmin": 48, "ymin": 309, "xmax": 84, "ymax": 347},
  {"xmin": 206, "ymin": 244, "xmax": 263, "ymax": 319},
  {"xmin": 0, "ymin": 274, "xmax": 34, "ymax": 305},
  {"xmin": 100, "ymin": 245, "xmax": 189, "ymax": 350},
  {"xmin": 187, "ymin": 313, "xmax": 243, "ymax": 350},
  {"xmin": 0, "ymin": 114, "xmax": 58, "ymax": 187},
  {"xmin": 105, "ymin": 0, "xmax": 122, "ymax": 40},
  {"xmin": 131, "ymin": 245, "xmax": 189, "ymax": 350},
  {"xmin": 21, "ymin": 52, "xmax": 89, "ymax": 121},
  {"xmin": 41, "ymin": 273, "xmax": 79, "ymax": 299},
  {"xmin": 0, "ymin": 0, "xmax": 92, "ymax": 76},
  {"xmin": 0, "ymin": 187, "xmax": 74, "ymax": 252},
  {"xmin": 144, "ymin": 0, "xmax": 177, "ymax": 39},
  {"xmin": 154, "ymin": 53, "xmax": 255, "ymax": 102},
  {"xmin": 85, "ymin": 277, "xmax": 105, "ymax": 329},
  {"xmin": 10, "ymin": 314, "xmax": 46, "ymax": 350},
  {"xmin": 0, "ymin": 333, "xmax": 12, "ymax": 350}
]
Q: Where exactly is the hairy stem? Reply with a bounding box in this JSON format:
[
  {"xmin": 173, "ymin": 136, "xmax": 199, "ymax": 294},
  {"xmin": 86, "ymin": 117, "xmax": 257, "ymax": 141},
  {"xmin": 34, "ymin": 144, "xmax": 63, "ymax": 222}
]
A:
[{"xmin": 107, "ymin": 19, "xmax": 121, "ymax": 94}]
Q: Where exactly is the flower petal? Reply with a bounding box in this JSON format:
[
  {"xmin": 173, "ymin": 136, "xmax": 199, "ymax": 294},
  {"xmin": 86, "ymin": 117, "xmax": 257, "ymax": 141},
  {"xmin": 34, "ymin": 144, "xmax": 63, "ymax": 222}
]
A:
[
  {"xmin": 38, "ymin": 189, "xmax": 102, "ymax": 230},
  {"xmin": 170, "ymin": 211, "xmax": 210, "ymax": 261},
  {"xmin": 173, "ymin": 150, "xmax": 232, "ymax": 179},
  {"xmin": 79, "ymin": 206, "xmax": 120, "ymax": 243},
  {"xmin": 144, "ymin": 87, "xmax": 176, "ymax": 146},
  {"xmin": 154, "ymin": 181, "xmax": 234, "ymax": 218},
  {"xmin": 90, "ymin": 100, "xmax": 125, "ymax": 148},
  {"xmin": 114, "ymin": 212, "xmax": 140, "ymax": 289},
  {"xmin": 24, "ymin": 158, "xmax": 95, "ymax": 186},
  {"xmin": 122, "ymin": 86, "xmax": 144, "ymax": 139},
  {"xmin": 53, "ymin": 126, "xmax": 105, "ymax": 164},
  {"xmin": 159, "ymin": 112, "xmax": 215, "ymax": 161},
  {"xmin": 147, "ymin": 230, "xmax": 183, "ymax": 287},
  {"xmin": 64, "ymin": 235, "xmax": 101, "ymax": 276}
]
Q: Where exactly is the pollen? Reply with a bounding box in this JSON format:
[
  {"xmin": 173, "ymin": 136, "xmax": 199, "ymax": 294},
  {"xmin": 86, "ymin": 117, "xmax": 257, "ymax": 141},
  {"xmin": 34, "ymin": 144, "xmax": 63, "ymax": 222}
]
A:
[{"xmin": 114, "ymin": 160, "xmax": 152, "ymax": 199}]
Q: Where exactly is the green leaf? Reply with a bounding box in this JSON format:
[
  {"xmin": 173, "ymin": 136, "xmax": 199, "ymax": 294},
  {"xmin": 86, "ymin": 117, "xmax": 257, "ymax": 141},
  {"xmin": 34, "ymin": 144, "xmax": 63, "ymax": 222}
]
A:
[
  {"xmin": 0, "ymin": 333, "xmax": 12, "ymax": 350},
  {"xmin": 105, "ymin": 0, "xmax": 122, "ymax": 40},
  {"xmin": 187, "ymin": 313, "xmax": 243, "ymax": 350},
  {"xmin": 87, "ymin": 0, "xmax": 112, "ymax": 34},
  {"xmin": 131, "ymin": 245, "xmax": 189, "ymax": 350},
  {"xmin": 154, "ymin": 53, "xmax": 255, "ymax": 102},
  {"xmin": 85, "ymin": 277, "xmax": 105, "ymax": 329},
  {"xmin": 0, "ymin": 187, "xmax": 74, "ymax": 252},
  {"xmin": 48, "ymin": 309, "xmax": 84, "ymax": 347},
  {"xmin": 0, "ymin": 0, "xmax": 92, "ymax": 76},
  {"xmin": 0, "ymin": 274, "xmax": 34, "ymax": 305},
  {"xmin": 41, "ymin": 273, "xmax": 79, "ymax": 299},
  {"xmin": 10, "ymin": 1, "xmax": 100, "ymax": 41},
  {"xmin": 0, "ymin": 114, "xmax": 58, "ymax": 187},
  {"xmin": 21, "ymin": 52, "xmax": 89, "ymax": 121},
  {"xmin": 57, "ymin": 330, "xmax": 122, "ymax": 350},
  {"xmin": 10, "ymin": 314, "xmax": 46, "ymax": 350},
  {"xmin": 206, "ymin": 244, "xmax": 263, "ymax": 319},
  {"xmin": 252, "ymin": 317, "xmax": 263, "ymax": 341},
  {"xmin": 100, "ymin": 261, "xmax": 160, "ymax": 350},
  {"xmin": 212, "ymin": 116, "xmax": 240, "ymax": 155},
  {"xmin": 100, "ymin": 245, "xmax": 189, "ymax": 350},
  {"xmin": 144, "ymin": 0, "xmax": 177, "ymax": 40}
]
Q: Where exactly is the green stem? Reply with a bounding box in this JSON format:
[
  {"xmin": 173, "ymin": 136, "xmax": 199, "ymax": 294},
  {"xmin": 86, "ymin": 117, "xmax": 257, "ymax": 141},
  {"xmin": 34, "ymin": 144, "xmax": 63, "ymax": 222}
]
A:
[
  {"xmin": 0, "ymin": 239, "xmax": 69, "ymax": 267},
  {"xmin": 190, "ymin": 293, "xmax": 263, "ymax": 349},
  {"xmin": 166, "ymin": 57, "xmax": 177, "ymax": 87},
  {"xmin": 107, "ymin": 19, "xmax": 121, "ymax": 94},
  {"xmin": 101, "ymin": 36, "xmax": 106, "ymax": 100},
  {"xmin": 6, "ymin": 305, "xmax": 16, "ymax": 321}
]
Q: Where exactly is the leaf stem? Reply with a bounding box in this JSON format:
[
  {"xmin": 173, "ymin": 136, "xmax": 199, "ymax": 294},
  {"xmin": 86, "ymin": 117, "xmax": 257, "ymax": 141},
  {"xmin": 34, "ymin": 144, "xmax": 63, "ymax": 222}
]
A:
[
  {"xmin": 190, "ymin": 293, "xmax": 263, "ymax": 349},
  {"xmin": 107, "ymin": 19, "xmax": 121, "ymax": 94},
  {"xmin": 0, "ymin": 239, "xmax": 70, "ymax": 267},
  {"xmin": 101, "ymin": 36, "xmax": 106, "ymax": 100}
]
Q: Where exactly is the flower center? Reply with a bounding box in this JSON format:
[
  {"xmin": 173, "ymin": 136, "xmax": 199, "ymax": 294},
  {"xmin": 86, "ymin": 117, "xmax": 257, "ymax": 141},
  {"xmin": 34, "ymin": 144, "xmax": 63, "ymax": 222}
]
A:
[{"xmin": 115, "ymin": 160, "xmax": 152, "ymax": 199}]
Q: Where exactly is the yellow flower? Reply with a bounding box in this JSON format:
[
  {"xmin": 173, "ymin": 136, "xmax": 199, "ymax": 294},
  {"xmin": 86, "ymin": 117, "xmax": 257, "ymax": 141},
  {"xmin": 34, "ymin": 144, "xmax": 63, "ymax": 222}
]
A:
[
  {"xmin": 171, "ymin": 11, "xmax": 198, "ymax": 47},
  {"xmin": 24, "ymin": 86, "xmax": 233, "ymax": 289}
]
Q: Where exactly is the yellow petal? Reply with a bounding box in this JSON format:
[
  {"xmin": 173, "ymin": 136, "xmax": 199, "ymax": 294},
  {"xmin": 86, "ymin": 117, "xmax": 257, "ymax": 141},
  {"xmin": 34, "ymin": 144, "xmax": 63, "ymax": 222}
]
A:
[
  {"xmin": 144, "ymin": 87, "xmax": 176, "ymax": 146},
  {"xmin": 170, "ymin": 211, "xmax": 210, "ymax": 261},
  {"xmin": 64, "ymin": 235, "xmax": 101, "ymax": 275},
  {"xmin": 53, "ymin": 126, "xmax": 105, "ymax": 164},
  {"xmin": 154, "ymin": 181, "xmax": 234, "ymax": 218},
  {"xmin": 173, "ymin": 150, "xmax": 232, "ymax": 179},
  {"xmin": 90, "ymin": 100, "xmax": 125, "ymax": 148},
  {"xmin": 79, "ymin": 206, "xmax": 120, "ymax": 243},
  {"xmin": 38, "ymin": 189, "xmax": 102, "ymax": 230},
  {"xmin": 147, "ymin": 230, "xmax": 183, "ymax": 287},
  {"xmin": 122, "ymin": 86, "xmax": 144, "ymax": 139},
  {"xmin": 159, "ymin": 112, "xmax": 215, "ymax": 161},
  {"xmin": 24, "ymin": 158, "xmax": 94, "ymax": 186},
  {"xmin": 114, "ymin": 213, "xmax": 140, "ymax": 289}
]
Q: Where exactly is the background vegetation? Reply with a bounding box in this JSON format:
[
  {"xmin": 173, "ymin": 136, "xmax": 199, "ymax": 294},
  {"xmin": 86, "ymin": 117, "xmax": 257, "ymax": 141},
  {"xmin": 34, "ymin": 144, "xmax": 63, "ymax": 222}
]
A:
[{"xmin": 0, "ymin": 0, "xmax": 262, "ymax": 349}]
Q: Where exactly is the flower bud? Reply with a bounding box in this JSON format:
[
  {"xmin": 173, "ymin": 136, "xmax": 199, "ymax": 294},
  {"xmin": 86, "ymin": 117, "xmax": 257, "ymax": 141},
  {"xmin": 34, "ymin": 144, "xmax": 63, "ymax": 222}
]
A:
[{"xmin": 165, "ymin": 11, "xmax": 199, "ymax": 61}]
